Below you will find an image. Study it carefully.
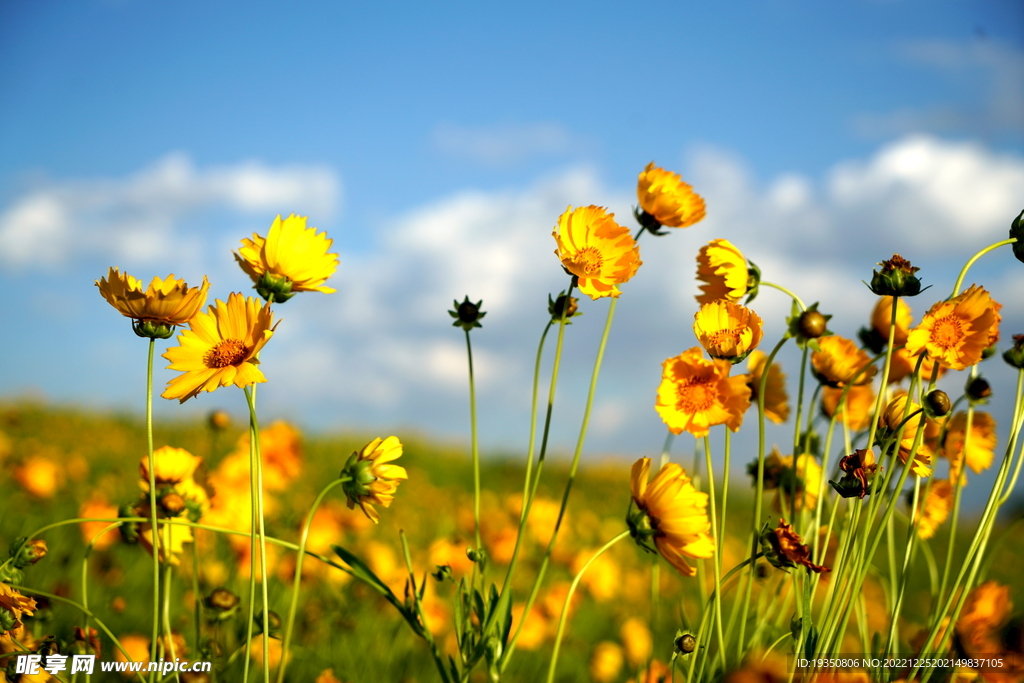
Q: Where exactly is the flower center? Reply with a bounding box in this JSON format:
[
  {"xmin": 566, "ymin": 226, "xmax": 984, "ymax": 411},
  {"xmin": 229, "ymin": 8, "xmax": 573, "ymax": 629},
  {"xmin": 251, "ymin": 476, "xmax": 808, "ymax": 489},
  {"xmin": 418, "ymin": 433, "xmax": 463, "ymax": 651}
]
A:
[
  {"xmin": 204, "ymin": 339, "xmax": 248, "ymax": 368},
  {"xmin": 569, "ymin": 247, "xmax": 604, "ymax": 276},
  {"xmin": 706, "ymin": 328, "xmax": 742, "ymax": 353},
  {"xmin": 676, "ymin": 377, "xmax": 718, "ymax": 414},
  {"xmin": 931, "ymin": 316, "xmax": 964, "ymax": 350}
]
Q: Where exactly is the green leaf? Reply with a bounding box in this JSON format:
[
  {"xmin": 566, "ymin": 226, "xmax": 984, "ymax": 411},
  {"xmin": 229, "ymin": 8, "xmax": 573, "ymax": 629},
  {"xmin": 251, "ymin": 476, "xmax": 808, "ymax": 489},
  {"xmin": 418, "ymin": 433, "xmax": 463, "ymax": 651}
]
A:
[{"xmin": 332, "ymin": 544, "xmax": 402, "ymax": 610}]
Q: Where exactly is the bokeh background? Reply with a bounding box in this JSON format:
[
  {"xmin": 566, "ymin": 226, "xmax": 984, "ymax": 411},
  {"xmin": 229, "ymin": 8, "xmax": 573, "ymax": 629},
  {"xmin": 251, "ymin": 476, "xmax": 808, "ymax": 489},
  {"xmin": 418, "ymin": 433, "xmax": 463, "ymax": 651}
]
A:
[{"xmin": 2, "ymin": 1, "xmax": 1023, "ymax": 495}]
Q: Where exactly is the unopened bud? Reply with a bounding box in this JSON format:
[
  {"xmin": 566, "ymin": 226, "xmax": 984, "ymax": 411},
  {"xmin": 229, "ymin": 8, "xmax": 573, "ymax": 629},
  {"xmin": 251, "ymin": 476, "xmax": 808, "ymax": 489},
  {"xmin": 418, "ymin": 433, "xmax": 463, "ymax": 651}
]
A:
[
  {"xmin": 132, "ymin": 320, "xmax": 175, "ymax": 340},
  {"xmin": 1009, "ymin": 209, "xmax": 1024, "ymax": 264},
  {"xmin": 255, "ymin": 609, "xmax": 281, "ymax": 636},
  {"xmin": 160, "ymin": 492, "xmax": 187, "ymax": 517},
  {"xmin": 966, "ymin": 376, "xmax": 992, "ymax": 403},
  {"xmin": 548, "ymin": 291, "xmax": 581, "ymax": 323},
  {"xmin": 674, "ymin": 633, "xmax": 697, "ymax": 654},
  {"xmin": 449, "ymin": 296, "xmax": 486, "ymax": 331},
  {"xmin": 798, "ymin": 310, "xmax": 827, "ymax": 339},
  {"xmin": 207, "ymin": 410, "xmax": 230, "ymax": 431},
  {"xmin": 205, "ymin": 588, "xmax": 240, "ymax": 613},
  {"xmin": 924, "ymin": 390, "xmax": 952, "ymax": 418},
  {"xmin": 868, "ymin": 254, "xmax": 922, "ymax": 297},
  {"xmin": 254, "ymin": 272, "xmax": 296, "ymax": 304},
  {"xmin": 1005, "ymin": 335, "xmax": 1024, "ymax": 370},
  {"xmin": 9, "ymin": 538, "xmax": 47, "ymax": 569},
  {"xmin": 0, "ymin": 607, "xmax": 17, "ymax": 633}
]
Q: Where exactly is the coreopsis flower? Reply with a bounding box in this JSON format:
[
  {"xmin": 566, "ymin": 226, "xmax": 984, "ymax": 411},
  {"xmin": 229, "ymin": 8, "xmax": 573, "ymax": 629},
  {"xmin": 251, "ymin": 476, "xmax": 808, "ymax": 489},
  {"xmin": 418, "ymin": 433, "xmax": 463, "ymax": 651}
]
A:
[
  {"xmin": 572, "ymin": 550, "xmax": 620, "ymax": 602},
  {"xmin": 627, "ymin": 660, "xmax": 673, "ymax": 683},
  {"xmin": 13, "ymin": 455, "xmax": 62, "ymax": 498},
  {"xmin": 80, "ymin": 496, "xmax": 120, "ymax": 550},
  {"xmin": 627, "ymin": 457, "xmax": 714, "ymax": 577},
  {"xmin": 231, "ymin": 421, "xmax": 303, "ymax": 491},
  {"xmin": 906, "ymin": 285, "xmax": 1001, "ymax": 371},
  {"xmin": 878, "ymin": 394, "xmax": 932, "ymax": 477},
  {"xmin": 693, "ymin": 300, "xmax": 763, "ymax": 363},
  {"xmin": 696, "ymin": 238, "xmax": 748, "ymax": 305},
  {"xmin": 943, "ymin": 411, "xmax": 997, "ymax": 483},
  {"xmin": 114, "ymin": 634, "xmax": 151, "ymax": 672},
  {"xmin": 235, "ymin": 214, "xmax": 339, "ymax": 303},
  {"xmin": 161, "ymin": 293, "xmax": 277, "ymax": 403},
  {"xmin": 340, "ymin": 436, "xmax": 407, "ymax": 523},
  {"xmin": 620, "ymin": 617, "xmax": 653, "ymax": 668},
  {"xmin": 316, "ymin": 670, "xmax": 344, "ymax": 683},
  {"xmin": 821, "ymin": 384, "xmax": 875, "ymax": 431},
  {"xmin": 889, "ymin": 346, "xmax": 945, "ymax": 385},
  {"xmin": 830, "ymin": 448, "xmax": 880, "ymax": 499},
  {"xmin": 655, "ymin": 347, "xmax": 751, "ymax": 437},
  {"xmin": 915, "ymin": 480, "xmax": 953, "ymax": 539},
  {"xmin": 751, "ymin": 449, "xmax": 821, "ymax": 512},
  {"xmin": 96, "ymin": 267, "xmax": 210, "ymax": 339},
  {"xmin": 871, "ymin": 296, "xmax": 913, "ymax": 347},
  {"xmin": 138, "ymin": 519, "xmax": 193, "ymax": 566},
  {"xmin": 0, "ymin": 582, "xmax": 36, "ymax": 639},
  {"xmin": 589, "ymin": 641, "xmax": 626, "ymax": 683},
  {"xmin": 635, "ymin": 162, "xmax": 706, "ymax": 233},
  {"xmin": 811, "ymin": 335, "xmax": 877, "ymax": 387},
  {"xmin": 955, "ymin": 582, "xmax": 1019, "ymax": 683},
  {"xmin": 552, "ymin": 205, "xmax": 642, "ymax": 300},
  {"xmin": 760, "ymin": 519, "xmax": 829, "ymax": 574},
  {"xmin": 746, "ymin": 350, "xmax": 789, "ymax": 423},
  {"xmin": 140, "ymin": 446, "xmax": 201, "ymax": 489},
  {"xmin": 510, "ymin": 603, "xmax": 548, "ymax": 651}
]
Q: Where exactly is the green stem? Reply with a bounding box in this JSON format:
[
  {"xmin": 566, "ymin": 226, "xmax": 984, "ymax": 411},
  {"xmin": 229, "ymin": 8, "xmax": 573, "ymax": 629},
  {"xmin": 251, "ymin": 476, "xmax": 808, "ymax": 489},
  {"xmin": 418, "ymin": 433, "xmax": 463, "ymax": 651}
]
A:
[
  {"xmin": 464, "ymin": 329, "xmax": 483, "ymax": 557},
  {"xmin": 145, "ymin": 338, "xmax": 160, "ymax": 677},
  {"xmin": 162, "ymin": 523, "xmax": 182, "ymax": 683},
  {"xmin": 760, "ymin": 281, "xmax": 807, "ymax": 311},
  {"xmin": 703, "ymin": 435, "xmax": 727, "ymax": 672},
  {"xmin": 546, "ymin": 531, "xmax": 630, "ymax": 683},
  {"xmin": 952, "ymin": 238, "xmax": 1017, "ymax": 296},
  {"xmin": 243, "ymin": 386, "xmax": 271, "ymax": 683}
]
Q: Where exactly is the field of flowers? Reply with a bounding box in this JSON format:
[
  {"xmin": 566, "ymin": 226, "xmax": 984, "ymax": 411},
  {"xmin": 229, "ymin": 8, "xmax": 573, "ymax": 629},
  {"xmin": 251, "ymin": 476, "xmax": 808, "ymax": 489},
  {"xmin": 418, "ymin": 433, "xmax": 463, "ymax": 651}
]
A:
[{"xmin": 1, "ymin": 165, "xmax": 1023, "ymax": 683}]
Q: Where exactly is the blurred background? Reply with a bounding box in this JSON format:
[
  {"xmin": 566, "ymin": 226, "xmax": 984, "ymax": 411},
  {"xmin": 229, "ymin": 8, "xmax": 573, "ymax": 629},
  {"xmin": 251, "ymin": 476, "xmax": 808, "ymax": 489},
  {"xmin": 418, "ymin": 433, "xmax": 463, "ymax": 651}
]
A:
[{"xmin": 2, "ymin": 1, "xmax": 1023, "ymax": 496}]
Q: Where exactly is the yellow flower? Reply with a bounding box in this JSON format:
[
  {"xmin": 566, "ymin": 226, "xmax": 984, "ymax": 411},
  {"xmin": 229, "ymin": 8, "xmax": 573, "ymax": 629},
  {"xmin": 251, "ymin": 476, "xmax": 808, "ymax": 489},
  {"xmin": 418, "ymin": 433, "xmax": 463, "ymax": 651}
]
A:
[
  {"xmin": 871, "ymin": 296, "xmax": 913, "ymax": 346},
  {"xmin": 231, "ymin": 421, "xmax": 303, "ymax": 492},
  {"xmin": 552, "ymin": 205, "xmax": 642, "ymax": 300},
  {"xmin": 943, "ymin": 411, "xmax": 997, "ymax": 483},
  {"xmin": 915, "ymin": 480, "xmax": 953, "ymax": 540},
  {"xmin": 906, "ymin": 285, "xmax": 1001, "ymax": 371},
  {"xmin": 96, "ymin": 267, "xmax": 210, "ymax": 337},
  {"xmin": 114, "ymin": 634, "xmax": 151, "ymax": 676},
  {"xmin": 571, "ymin": 550, "xmax": 620, "ymax": 602},
  {"xmin": 746, "ymin": 350, "xmax": 789, "ymax": 424},
  {"xmin": 695, "ymin": 238, "xmax": 747, "ymax": 305},
  {"xmin": 620, "ymin": 617, "xmax": 653, "ymax": 668},
  {"xmin": 589, "ymin": 641, "xmax": 625, "ymax": 683},
  {"xmin": 139, "ymin": 446, "xmax": 202, "ymax": 489},
  {"xmin": 811, "ymin": 335, "xmax": 877, "ymax": 387},
  {"xmin": 879, "ymin": 393, "xmax": 932, "ymax": 477},
  {"xmin": 693, "ymin": 300, "xmax": 763, "ymax": 361},
  {"xmin": 138, "ymin": 521, "xmax": 193, "ymax": 566},
  {"xmin": 636, "ymin": 162, "xmax": 706, "ymax": 229},
  {"xmin": 821, "ymin": 384, "xmax": 875, "ymax": 431},
  {"xmin": 757, "ymin": 449, "xmax": 822, "ymax": 512},
  {"xmin": 235, "ymin": 214, "xmax": 339, "ymax": 302},
  {"xmin": 13, "ymin": 456, "xmax": 62, "ymax": 498},
  {"xmin": 656, "ymin": 347, "xmax": 751, "ymax": 437},
  {"xmin": 0, "ymin": 582, "xmax": 36, "ymax": 638},
  {"xmin": 510, "ymin": 603, "xmax": 548, "ymax": 651},
  {"xmin": 629, "ymin": 457, "xmax": 714, "ymax": 576},
  {"xmin": 341, "ymin": 436, "xmax": 407, "ymax": 523},
  {"xmin": 888, "ymin": 346, "xmax": 945, "ymax": 385},
  {"xmin": 79, "ymin": 496, "xmax": 120, "ymax": 551},
  {"xmin": 955, "ymin": 581, "xmax": 1015, "ymax": 679},
  {"xmin": 161, "ymin": 293, "xmax": 277, "ymax": 403}
]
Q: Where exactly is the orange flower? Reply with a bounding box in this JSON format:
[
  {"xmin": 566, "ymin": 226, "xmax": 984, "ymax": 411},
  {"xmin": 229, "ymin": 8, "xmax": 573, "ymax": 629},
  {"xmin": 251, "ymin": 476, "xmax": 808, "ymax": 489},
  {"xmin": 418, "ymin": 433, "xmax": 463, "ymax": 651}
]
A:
[
  {"xmin": 96, "ymin": 267, "xmax": 209, "ymax": 337},
  {"xmin": 871, "ymin": 296, "xmax": 913, "ymax": 346},
  {"xmin": 943, "ymin": 411, "xmax": 997, "ymax": 483},
  {"xmin": 746, "ymin": 350, "xmax": 789, "ymax": 424},
  {"xmin": 888, "ymin": 346, "xmax": 945, "ymax": 385},
  {"xmin": 906, "ymin": 285, "xmax": 1001, "ymax": 370},
  {"xmin": 13, "ymin": 455, "xmax": 62, "ymax": 498},
  {"xmin": 79, "ymin": 496, "xmax": 121, "ymax": 551},
  {"xmin": 821, "ymin": 384, "xmax": 875, "ymax": 431},
  {"xmin": 636, "ymin": 162, "xmax": 706, "ymax": 229},
  {"xmin": 915, "ymin": 480, "xmax": 953, "ymax": 540},
  {"xmin": 629, "ymin": 458, "xmax": 714, "ymax": 577},
  {"xmin": 693, "ymin": 300, "xmax": 763, "ymax": 361},
  {"xmin": 696, "ymin": 238, "xmax": 748, "ymax": 305},
  {"xmin": 655, "ymin": 347, "xmax": 751, "ymax": 437},
  {"xmin": 879, "ymin": 394, "xmax": 932, "ymax": 477},
  {"xmin": 552, "ymin": 205, "xmax": 642, "ymax": 300},
  {"xmin": 763, "ymin": 519, "xmax": 829, "ymax": 573},
  {"xmin": 811, "ymin": 336, "xmax": 877, "ymax": 387}
]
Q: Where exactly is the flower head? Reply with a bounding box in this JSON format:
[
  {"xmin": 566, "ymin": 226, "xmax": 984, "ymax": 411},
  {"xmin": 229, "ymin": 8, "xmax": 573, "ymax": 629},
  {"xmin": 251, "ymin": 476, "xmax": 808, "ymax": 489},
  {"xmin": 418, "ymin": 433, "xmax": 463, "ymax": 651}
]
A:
[
  {"xmin": 161, "ymin": 293, "xmax": 277, "ymax": 403},
  {"xmin": 695, "ymin": 239, "xmax": 748, "ymax": 305},
  {"xmin": 341, "ymin": 436, "xmax": 407, "ymax": 523},
  {"xmin": 0, "ymin": 582, "xmax": 36, "ymax": 639},
  {"xmin": 449, "ymin": 296, "xmax": 486, "ymax": 331},
  {"xmin": 553, "ymin": 206, "xmax": 642, "ymax": 300},
  {"xmin": 751, "ymin": 450, "xmax": 822, "ymax": 512},
  {"xmin": 235, "ymin": 214, "xmax": 339, "ymax": 302},
  {"xmin": 870, "ymin": 296, "xmax": 913, "ymax": 347},
  {"xmin": 96, "ymin": 268, "xmax": 209, "ymax": 339},
  {"xmin": 878, "ymin": 393, "xmax": 932, "ymax": 477},
  {"xmin": 943, "ymin": 411, "xmax": 997, "ymax": 483},
  {"xmin": 635, "ymin": 162, "xmax": 706, "ymax": 232},
  {"xmin": 746, "ymin": 350, "xmax": 789, "ymax": 424},
  {"xmin": 693, "ymin": 300, "xmax": 763, "ymax": 363},
  {"xmin": 655, "ymin": 347, "xmax": 751, "ymax": 437},
  {"xmin": 811, "ymin": 336, "xmax": 877, "ymax": 387},
  {"xmin": 761, "ymin": 519, "xmax": 829, "ymax": 574},
  {"xmin": 830, "ymin": 448, "xmax": 880, "ymax": 499},
  {"xmin": 915, "ymin": 479, "xmax": 953, "ymax": 540},
  {"xmin": 868, "ymin": 254, "xmax": 923, "ymax": 297},
  {"xmin": 627, "ymin": 458, "xmax": 714, "ymax": 577},
  {"xmin": 821, "ymin": 384, "xmax": 875, "ymax": 432},
  {"xmin": 906, "ymin": 285, "xmax": 1001, "ymax": 370}
]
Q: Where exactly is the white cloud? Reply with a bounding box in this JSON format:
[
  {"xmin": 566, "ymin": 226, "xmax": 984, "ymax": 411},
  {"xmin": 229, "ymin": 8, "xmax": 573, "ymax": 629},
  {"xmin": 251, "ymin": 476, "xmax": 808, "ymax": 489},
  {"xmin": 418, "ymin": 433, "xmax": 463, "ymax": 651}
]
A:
[
  {"xmin": 0, "ymin": 153, "xmax": 341, "ymax": 269},
  {"xmin": 433, "ymin": 122, "xmax": 577, "ymax": 167}
]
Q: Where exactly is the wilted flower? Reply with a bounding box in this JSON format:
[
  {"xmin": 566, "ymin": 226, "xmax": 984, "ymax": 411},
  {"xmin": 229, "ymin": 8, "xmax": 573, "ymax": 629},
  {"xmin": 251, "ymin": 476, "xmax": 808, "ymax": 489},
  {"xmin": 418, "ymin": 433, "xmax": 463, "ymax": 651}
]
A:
[
  {"xmin": 811, "ymin": 336, "xmax": 877, "ymax": 387},
  {"xmin": 340, "ymin": 436, "xmax": 407, "ymax": 523},
  {"xmin": 746, "ymin": 350, "xmax": 789, "ymax": 423},
  {"xmin": 161, "ymin": 294, "xmax": 277, "ymax": 403},
  {"xmin": 547, "ymin": 290, "xmax": 581, "ymax": 323},
  {"xmin": 906, "ymin": 285, "xmax": 1001, "ymax": 371},
  {"xmin": 96, "ymin": 268, "xmax": 210, "ymax": 339},
  {"xmin": 830, "ymin": 449, "xmax": 880, "ymax": 499},
  {"xmin": 696, "ymin": 238, "xmax": 748, "ymax": 305},
  {"xmin": 1003, "ymin": 334, "xmax": 1024, "ymax": 369},
  {"xmin": 760, "ymin": 519, "xmax": 829, "ymax": 574},
  {"xmin": 655, "ymin": 347, "xmax": 751, "ymax": 437},
  {"xmin": 553, "ymin": 205, "xmax": 642, "ymax": 300},
  {"xmin": 693, "ymin": 300, "xmax": 763, "ymax": 363},
  {"xmin": 627, "ymin": 458, "xmax": 714, "ymax": 577},
  {"xmin": 635, "ymin": 162, "xmax": 706, "ymax": 233},
  {"xmin": 235, "ymin": 214, "xmax": 338, "ymax": 303}
]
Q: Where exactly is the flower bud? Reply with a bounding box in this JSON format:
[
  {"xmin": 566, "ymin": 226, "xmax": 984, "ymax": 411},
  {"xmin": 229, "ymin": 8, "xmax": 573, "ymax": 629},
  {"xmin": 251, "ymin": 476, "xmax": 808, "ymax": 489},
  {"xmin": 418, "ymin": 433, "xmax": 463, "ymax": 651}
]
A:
[
  {"xmin": 132, "ymin": 319, "xmax": 175, "ymax": 340},
  {"xmin": 207, "ymin": 410, "xmax": 231, "ymax": 431},
  {"xmin": 431, "ymin": 565, "xmax": 453, "ymax": 582},
  {"xmin": 9, "ymin": 537, "xmax": 47, "ymax": 569},
  {"xmin": 466, "ymin": 547, "xmax": 487, "ymax": 564},
  {"xmin": 1004, "ymin": 335, "xmax": 1024, "ymax": 370},
  {"xmin": 72, "ymin": 626, "xmax": 101, "ymax": 656},
  {"xmin": 924, "ymin": 390, "xmax": 952, "ymax": 418},
  {"xmin": 787, "ymin": 302, "xmax": 833, "ymax": 350},
  {"xmin": 449, "ymin": 296, "xmax": 486, "ymax": 331},
  {"xmin": 0, "ymin": 606, "xmax": 17, "ymax": 633},
  {"xmin": 254, "ymin": 271, "xmax": 296, "ymax": 304},
  {"xmin": 868, "ymin": 254, "xmax": 922, "ymax": 297},
  {"xmin": 118, "ymin": 504, "xmax": 141, "ymax": 544},
  {"xmin": 159, "ymin": 492, "xmax": 187, "ymax": 517},
  {"xmin": 674, "ymin": 633, "xmax": 697, "ymax": 654},
  {"xmin": 548, "ymin": 291, "xmax": 581, "ymax": 323},
  {"xmin": 205, "ymin": 589, "xmax": 240, "ymax": 620},
  {"xmin": 965, "ymin": 376, "xmax": 992, "ymax": 404},
  {"xmin": 255, "ymin": 609, "xmax": 281, "ymax": 636},
  {"xmin": 798, "ymin": 310, "xmax": 828, "ymax": 338},
  {"xmin": 1009, "ymin": 209, "xmax": 1024, "ymax": 264}
]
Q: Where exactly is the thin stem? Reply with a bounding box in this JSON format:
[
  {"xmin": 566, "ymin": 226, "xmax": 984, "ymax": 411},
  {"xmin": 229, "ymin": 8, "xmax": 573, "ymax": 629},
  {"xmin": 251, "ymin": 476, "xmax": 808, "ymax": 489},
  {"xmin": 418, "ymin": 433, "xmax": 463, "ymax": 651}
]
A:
[
  {"xmin": 760, "ymin": 281, "xmax": 807, "ymax": 311},
  {"xmin": 464, "ymin": 329, "xmax": 483, "ymax": 556},
  {"xmin": 952, "ymin": 238, "xmax": 1016, "ymax": 296},
  {"xmin": 243, "ymin": 386, "xmax": 271, "ymax": 683},
  {"xmin": 145, "ymin": 339, "xmax": 160, "ymax": 676},
  {"xmin": 704, "ymin": 435, "xmax": 727, "ymax": 671},
  {"xmin": 162, "ymin": 523, "xmax": 182, "ymax": 683}
]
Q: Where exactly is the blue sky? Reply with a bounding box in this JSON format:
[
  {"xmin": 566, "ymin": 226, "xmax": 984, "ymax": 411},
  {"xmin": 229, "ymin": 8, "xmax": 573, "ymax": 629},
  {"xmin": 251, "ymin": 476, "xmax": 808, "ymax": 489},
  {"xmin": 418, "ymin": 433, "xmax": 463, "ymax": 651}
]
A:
[{"xmin": 2, "ymin": 1, "xmax": 1024, "ymax": 500}]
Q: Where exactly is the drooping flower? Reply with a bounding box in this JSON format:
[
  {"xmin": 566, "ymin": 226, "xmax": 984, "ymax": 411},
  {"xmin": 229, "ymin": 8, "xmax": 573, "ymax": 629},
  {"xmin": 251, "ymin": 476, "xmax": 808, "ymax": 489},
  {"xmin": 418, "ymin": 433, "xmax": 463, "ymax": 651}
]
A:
[
  {"xmin": 943, "ymin": 411, "xmax": 997, "ymax": 483},
  {"xmin": 655, "ymin": 347, "xmax": 751, "ymax": 437},
  {"xmin": 0, "ymin": 582, "xmax": 36, "ymax": 639},
  {"xmin": 811, "ymin": 336, "xmax": 877, "ymax": 387},
  {"xmin": 693, "ymin": 300, "xmax": 763, "ymax": 363},
  {"xmin": 627, "ymin": 457, "xmax": 714, "ymax": 577},
  {"xmin": 871, "ymin": 296, "xmax": 913, "ymax": 347},
  {"xmin": 635, "ymin": 162, "xmax": 706, "ymax": 231},
  {"xmin": 235, "ymin": 214, "xmax": 339, "ymax": 302},
  {"xmin": 761, "ymin": 519, "xmax": 829, "ymax": 574},
  {"xmin": 906, "ymin": 285, "xmax": 1001, "ymax": 371},
  {"xmin": 340, "ymin": 436, "xmax": 407, "ymax": 523},
  {"xmin": 695, "ymin": 239, "xmax": 748, "ymax": 305},
  {"xmin": 915, "ymin": 479, "xmax": 953, "ymax": 540},
  {"xmin": 96, "ymin": 268, "xmax": 210, "ymax": 338},
  {"xmin": 831, "ymin": 448, "xmax": 880, "ymax": 499},
  {"xmin": 161, "ymin": 293, "xmax": 277, "ymax": 403},
  {"xmin": 746, "ymin": 350, "xmax": 789, "ymax": 424},
  {"xmin": 821, "ymin": 384, "xmax": 875, "ymax": 431},
  {"xmin": 552, "ymin": 205, "xmax": 642, "ymax": 300}
]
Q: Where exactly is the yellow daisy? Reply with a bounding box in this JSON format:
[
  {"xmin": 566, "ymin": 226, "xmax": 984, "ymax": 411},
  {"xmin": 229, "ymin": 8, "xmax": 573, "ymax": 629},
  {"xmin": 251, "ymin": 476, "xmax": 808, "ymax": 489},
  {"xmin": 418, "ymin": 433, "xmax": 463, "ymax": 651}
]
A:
[
  {"xmin": 745, "ymin": 350, "xmax": 789, "ymax": 424},
  {"xmin": 553, "ymin": 205, "xmax": 642, "ymax": 300},
  {"xmin": 878, "ymin": 393, "xmax": 932, "ymax": 477},
  {"xmin": 629, "ymin": 457, "xmax": 714, "ymax": 577},
  {"xmin": 235, "ymin": 214, "xmax": 339, "ymax": 302},
  {"xmin": 96, "ymin": 267, "xmax": 209, "ymax": 338},
  {"xmin": 905, "ymin": 285, "xmax": 1000, "ymax": 370},
  {"xmin": 695, "ymin": 238, "xmax": 747, "ymax": 305},
  {"xmin": 942, "ymin": 411, "xmax": 997, "ymax": 483},
  {"xmin": 811, "ymin": 335, "xmax": 877, "ymax": 387},
  {"xmin": 870, "ymin": 296, "xmax": 913, "ymax": 346},
  {"xmin": 341, "ymin": 436, "xmax": 408, "ymax": 523},
  {"xmin": 161, "ymin": 293, "xmax": 277, "ymax": 403},
  {"xmin": 655, "ymin": 347, "xmax": 751, "ymax": 437},
  {"xmin": 915, "ymin": 479, "xmax": 953, "ymax": 540},
  {"xmin": 635, "ymin": 162, "xmax": 706, "ymax": 230},
  {"xmin": 693, "ymin": 300, "xmax": 763, "ymax": 362}
]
